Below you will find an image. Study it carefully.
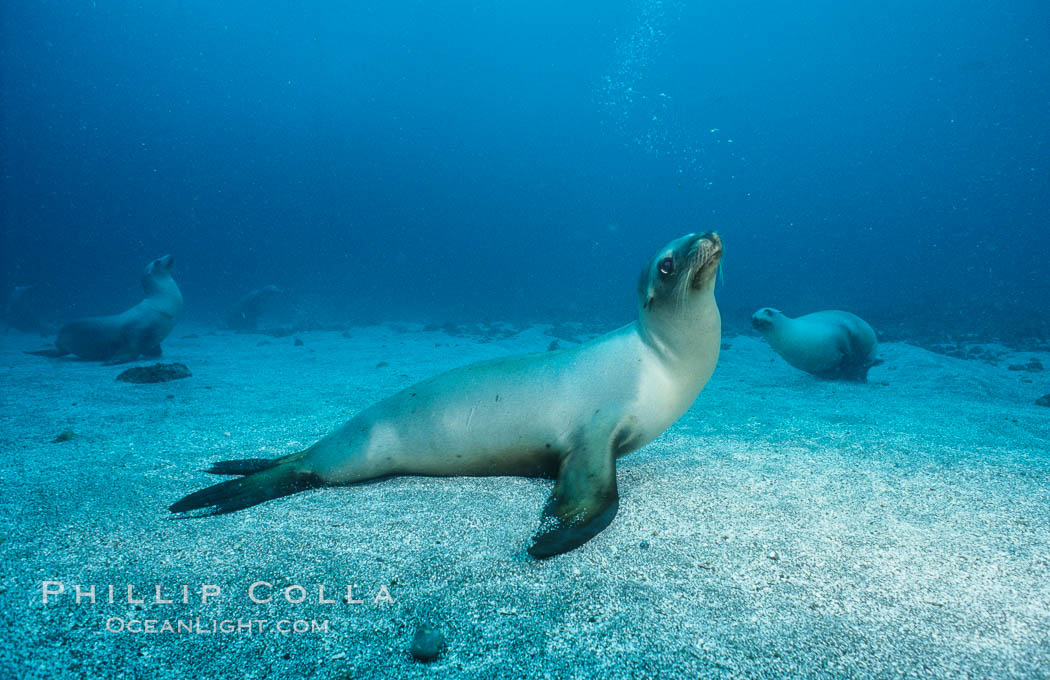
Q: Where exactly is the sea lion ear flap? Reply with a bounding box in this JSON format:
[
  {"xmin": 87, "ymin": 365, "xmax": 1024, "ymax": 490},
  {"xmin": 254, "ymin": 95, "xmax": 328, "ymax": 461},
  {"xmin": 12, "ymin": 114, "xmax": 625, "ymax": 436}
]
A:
[
  {"xmin": 636, "ymin": 261, "xmax": 654, "ymax": 309},
  {"xmin": 527, "ymin": 424, "xmax": 620, "ymax": 559}
]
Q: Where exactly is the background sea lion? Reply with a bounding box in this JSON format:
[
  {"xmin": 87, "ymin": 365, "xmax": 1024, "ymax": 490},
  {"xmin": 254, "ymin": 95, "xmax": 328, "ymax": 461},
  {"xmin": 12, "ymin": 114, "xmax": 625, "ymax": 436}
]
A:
[
  {"xmin": 4, "ymin": 285, "xmax": 49, "ymax": 334},
  {"xmin": 171, "ymin": 233, "xmax": 724, "ymax": 558},
  {"xmin": 227, "ymin": 284, "xmax": 284, "ymax": 331},
  {"xmin": 28, "ymin": 255, "xmax": 182, "ymax": 363},
  {"xmin": 751, "ymin": 307, "xmax": 880, "ymax": 381}
]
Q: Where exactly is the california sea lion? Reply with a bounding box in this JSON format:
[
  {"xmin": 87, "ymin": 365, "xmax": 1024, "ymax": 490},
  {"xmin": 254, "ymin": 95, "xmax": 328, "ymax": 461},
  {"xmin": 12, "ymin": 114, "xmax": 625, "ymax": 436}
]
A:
[
  {"xmin": 751, "ymin": 308, "xmax": 880, "ymax": 381},
  {"xmin": 28, "ymin": 255, "xmax": 182, "ymax": 363},
  {"xmin": 5, "ymin": 285, "xmax": 48, "ymax": 334},
  {"xmin": 228, "ymin": 285, "xmax": 284, "ymax": 331},
  {"xmin": 171, "ymin": 233, "xmax": 723, "ymax": 558}
]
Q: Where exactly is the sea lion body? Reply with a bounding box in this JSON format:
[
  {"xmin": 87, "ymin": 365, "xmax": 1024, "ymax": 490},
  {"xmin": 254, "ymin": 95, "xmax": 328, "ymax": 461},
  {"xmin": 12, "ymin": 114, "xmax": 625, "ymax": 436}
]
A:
[
  {"xmin": 32, "ymin": 255, "xmax": 182, "ymax": 363},
  {"xmin": 751, "ymin": 308, "xmax": 878, "ymax": 381},
  {"xmin": 311, "ymin": 321, "xmax": 711, "ymax": 484},
  {"xmin": 172, "ymin": 233, "xmax": 724, "ymax": 558}
]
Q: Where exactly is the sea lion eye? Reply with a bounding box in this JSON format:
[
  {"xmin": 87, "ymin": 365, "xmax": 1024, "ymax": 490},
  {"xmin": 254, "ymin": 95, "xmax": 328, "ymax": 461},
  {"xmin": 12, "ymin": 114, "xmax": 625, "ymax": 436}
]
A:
[{"xmin": 658, "ymin": 257, "xmax": 675, "ymax": 276}]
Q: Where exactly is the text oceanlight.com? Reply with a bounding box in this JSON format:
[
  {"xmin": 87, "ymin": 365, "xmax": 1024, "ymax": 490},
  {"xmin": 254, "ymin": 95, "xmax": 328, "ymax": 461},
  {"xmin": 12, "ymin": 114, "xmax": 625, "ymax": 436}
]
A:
[{"xmin": 105, "ymin": 617, "xmax": 329, "ymax": 635}]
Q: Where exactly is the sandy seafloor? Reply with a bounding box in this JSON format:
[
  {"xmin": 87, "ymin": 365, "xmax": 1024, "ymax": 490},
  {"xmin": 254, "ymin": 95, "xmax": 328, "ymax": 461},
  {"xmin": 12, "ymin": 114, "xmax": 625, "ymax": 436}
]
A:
[{"xmin": 1, "ymin": 323, "xmax": 1048, "ymax": 680}]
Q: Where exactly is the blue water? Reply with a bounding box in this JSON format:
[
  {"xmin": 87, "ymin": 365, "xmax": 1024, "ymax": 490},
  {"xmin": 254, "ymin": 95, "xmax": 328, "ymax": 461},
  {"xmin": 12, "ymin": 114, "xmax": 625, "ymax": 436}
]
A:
[{"xmin": 3, "ymin": 0, "xmax": 1048, "ymax": 336}]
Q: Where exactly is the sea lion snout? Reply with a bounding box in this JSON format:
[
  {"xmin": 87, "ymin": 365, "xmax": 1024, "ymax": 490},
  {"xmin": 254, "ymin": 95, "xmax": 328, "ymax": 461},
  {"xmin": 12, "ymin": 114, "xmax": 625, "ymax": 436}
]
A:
[
  {"xmin": 696, "ymin": 232, "xmax": 722, "ymax": 262},
  {"xmin": 688, "ymin": 232, "xmax": 722, "ymax": 288}
]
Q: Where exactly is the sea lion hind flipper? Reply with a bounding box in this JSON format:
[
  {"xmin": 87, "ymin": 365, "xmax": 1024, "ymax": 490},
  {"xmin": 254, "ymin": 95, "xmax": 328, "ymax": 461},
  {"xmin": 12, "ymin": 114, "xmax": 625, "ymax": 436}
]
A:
[
  {"xmin": 206, "ymin": 447, "xmax": 313, "ymax": 476},
  {"xmin": 838, "ymin": 349, "xmax": 883, "ymax": 382},
  {"xmin": 169, "ymin": 462, "xmax": 321, "ymax": 515},
  {"xmin": 26, "ymin": 348, "xmax": 68, "ymax": 358},
  {"xmin": 206, "ymin": 458, "xmax": 283, "ymax": 476},
  {"xmin": 527, "ymin": 428, "xmax": 619, "ymax": 559},
  {"xmin": 102, "ymin": 353, "xmax": 140, "ymax": 366}
]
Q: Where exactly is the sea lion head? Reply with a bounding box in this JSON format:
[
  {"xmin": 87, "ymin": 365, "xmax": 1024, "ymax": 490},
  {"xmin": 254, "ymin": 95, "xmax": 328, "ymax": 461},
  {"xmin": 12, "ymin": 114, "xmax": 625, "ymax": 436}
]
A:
[
  {"xmin": 636, "ymin": 232, "xmax": 722, "ymax": 357},
  {"xmin": 144, "ymin": 254, "xmax": 175, "ymax": 278},
  {"xmin": 141, "ymin": 255, "xmax": 177, "ymax": 296},
  {"xmin": 637, "ymin": 232, "xmax": 722, "ymax": 314},
  {"xmin": 750, "ymin": 307, "xmax": 784, "ymax": 335}
]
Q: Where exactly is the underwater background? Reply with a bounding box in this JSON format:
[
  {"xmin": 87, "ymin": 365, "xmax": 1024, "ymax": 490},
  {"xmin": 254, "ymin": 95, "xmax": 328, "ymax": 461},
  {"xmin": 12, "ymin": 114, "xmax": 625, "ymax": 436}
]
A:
[
  {"xmin": 3, "ymin": 0, "xmax": 1048, "ymax": 338},
  {"xmin": 3, "ymin": 2, "xmax": 1050, "ymax": 679}
]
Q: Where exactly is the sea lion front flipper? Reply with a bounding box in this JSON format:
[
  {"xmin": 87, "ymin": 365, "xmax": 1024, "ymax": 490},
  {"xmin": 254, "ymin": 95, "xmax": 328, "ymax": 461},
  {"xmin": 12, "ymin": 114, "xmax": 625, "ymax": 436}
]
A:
[{"xmin": 528, "ymin": 427, "xmax": 619, "ymax": 559}]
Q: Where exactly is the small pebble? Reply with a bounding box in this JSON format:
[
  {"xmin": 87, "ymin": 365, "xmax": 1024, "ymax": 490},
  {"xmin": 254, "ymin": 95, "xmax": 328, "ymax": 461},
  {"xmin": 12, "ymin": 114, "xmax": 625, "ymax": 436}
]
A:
[
  {"xmin": 768, "ymin": 551, "xmax": 780, "ymax": 561},
  {"xmin": 410, "ymin": 625, "xmax": 444, "ymax": 662},
  {"xmin": 639, "ymin": 539, "xmax": 651, "ymax": 550}
]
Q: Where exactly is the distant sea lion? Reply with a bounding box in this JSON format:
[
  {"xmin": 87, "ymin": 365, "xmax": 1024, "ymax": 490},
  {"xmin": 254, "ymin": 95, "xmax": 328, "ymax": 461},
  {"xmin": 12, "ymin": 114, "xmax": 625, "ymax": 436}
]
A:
[
  {"xmin": 228, "ymin": 285, "xmax": 283, "ymax": 331},
  {"xmin": 5, "ymin": 285, "xmax": 48, "ymax": 334},
  {"xmin": 28, "ymin": 255, "xmax": 182, "ymax": 363},
  {"xmin": 171, "ymin": 233, "xmax": 724, "ymax": 558},
  {"xmin": 751, "ymin": 308, "xmax": 880, "ymax": 381}
]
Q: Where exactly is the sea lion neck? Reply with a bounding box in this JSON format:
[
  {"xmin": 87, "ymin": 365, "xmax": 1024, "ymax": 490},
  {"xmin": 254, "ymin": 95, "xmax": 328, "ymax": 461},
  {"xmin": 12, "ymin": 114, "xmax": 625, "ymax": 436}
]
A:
[{"xmin": 636, "ymin": 293, "xmax": 721, "ymax": 377}]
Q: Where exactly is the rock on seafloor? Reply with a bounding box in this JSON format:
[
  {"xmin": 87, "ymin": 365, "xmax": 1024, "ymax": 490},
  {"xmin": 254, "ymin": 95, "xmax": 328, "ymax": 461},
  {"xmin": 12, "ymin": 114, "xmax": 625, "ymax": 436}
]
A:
[
  {"xmin": 1036, "ymin": 393, "xmax": 1050, "ymax": 407},
  {"xmin": 115, "ymin": 363, "xmax": 192, "ymax": 384}
]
